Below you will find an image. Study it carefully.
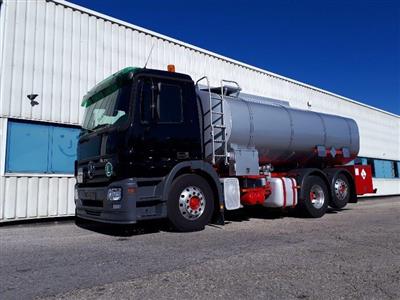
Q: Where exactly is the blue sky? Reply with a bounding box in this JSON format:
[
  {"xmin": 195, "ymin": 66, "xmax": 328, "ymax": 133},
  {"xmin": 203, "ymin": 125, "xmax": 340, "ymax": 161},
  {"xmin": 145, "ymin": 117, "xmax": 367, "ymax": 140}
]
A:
[{"xmin": 68, "ymin": 0, "xmax": 400, "ymax": 115}]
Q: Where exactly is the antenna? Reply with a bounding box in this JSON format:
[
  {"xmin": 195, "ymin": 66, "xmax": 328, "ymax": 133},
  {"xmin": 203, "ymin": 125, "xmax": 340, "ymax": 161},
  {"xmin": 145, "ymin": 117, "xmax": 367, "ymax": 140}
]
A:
[{"xmin": 143, "ymin": 43, "xmax": 155, "ymax": 69}]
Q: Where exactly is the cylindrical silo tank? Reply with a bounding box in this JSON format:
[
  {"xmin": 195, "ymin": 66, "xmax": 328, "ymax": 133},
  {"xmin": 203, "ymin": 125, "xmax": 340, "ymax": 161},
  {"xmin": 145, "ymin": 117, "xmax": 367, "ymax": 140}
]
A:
[{"xmin": 200, "ymin": 90, "xmax": 360, "ymax": 169}]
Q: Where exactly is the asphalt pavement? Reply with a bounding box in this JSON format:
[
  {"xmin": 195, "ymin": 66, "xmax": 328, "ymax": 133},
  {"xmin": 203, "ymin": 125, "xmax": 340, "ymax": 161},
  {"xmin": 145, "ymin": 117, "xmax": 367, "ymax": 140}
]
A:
[{"xmin": 1, "ymin": 196, "xmax": 399, "ymax": 299}]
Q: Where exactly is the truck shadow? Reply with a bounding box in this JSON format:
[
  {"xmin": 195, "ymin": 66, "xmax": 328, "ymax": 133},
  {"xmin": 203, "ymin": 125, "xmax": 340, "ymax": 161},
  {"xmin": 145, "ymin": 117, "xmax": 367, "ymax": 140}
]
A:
[
  {"xmin": 224, "ymin": 206, "xmax": 352, "ymax": 223},
  {"xmin": 75, "ymin": 207, "xmax": 353, "ymax": 237},
  {"xmin": 224, "ymin": 206, "xmax": 288, "ymax": 222},
  {"xmin": 76, "ymin": 208, "xmax": 290, "ymax": 236},
  {"xmin": 326, "ymin": 207, "xmax": 351, "ymax": 214},
  {"xmin": 75, "ymin": 218, "xmax": 164, "ymax": 237}
]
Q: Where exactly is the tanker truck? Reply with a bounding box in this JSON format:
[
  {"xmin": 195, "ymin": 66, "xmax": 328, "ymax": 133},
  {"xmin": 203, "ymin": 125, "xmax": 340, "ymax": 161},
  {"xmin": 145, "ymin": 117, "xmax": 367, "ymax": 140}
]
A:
[{"xmin": 74, "ymin": 66, "xmax": 375, "ymax": 231}]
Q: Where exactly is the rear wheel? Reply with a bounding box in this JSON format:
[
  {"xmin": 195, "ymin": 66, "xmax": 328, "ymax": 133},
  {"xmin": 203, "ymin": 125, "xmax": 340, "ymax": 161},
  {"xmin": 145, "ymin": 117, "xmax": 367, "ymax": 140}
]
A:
[
  {"xmin": 330, "ymin": 173, "xmax": 350, "ymax": 209},
  {"xmin": 297, "ymin": 175, "xmax": 329, "ymax": 218},
  {"xmin": 167, "ymin": 174, "xmax": 214, "ymax": 232}
]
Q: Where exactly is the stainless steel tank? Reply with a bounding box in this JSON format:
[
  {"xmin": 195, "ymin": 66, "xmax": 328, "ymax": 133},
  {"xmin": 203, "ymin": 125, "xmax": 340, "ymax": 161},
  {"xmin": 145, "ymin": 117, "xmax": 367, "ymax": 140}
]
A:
[{"xmin": 198, "ymin": 89, "xmax": 359, "ymax": 169}]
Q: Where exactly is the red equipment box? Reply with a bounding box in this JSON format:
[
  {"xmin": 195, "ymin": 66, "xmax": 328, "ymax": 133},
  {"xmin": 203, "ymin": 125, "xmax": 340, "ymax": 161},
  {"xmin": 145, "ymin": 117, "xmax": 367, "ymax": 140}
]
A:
[{"xmin": 341, "ymin": 165, "xmax": 376, "ymax": 195}]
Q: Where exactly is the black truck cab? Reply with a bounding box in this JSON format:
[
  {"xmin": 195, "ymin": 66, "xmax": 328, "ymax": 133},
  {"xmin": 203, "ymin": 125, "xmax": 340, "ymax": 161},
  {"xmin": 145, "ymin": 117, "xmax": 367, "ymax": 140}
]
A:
[{"xmin": 75, "ymin": 67, "xmax": 222, "ymax": 230}]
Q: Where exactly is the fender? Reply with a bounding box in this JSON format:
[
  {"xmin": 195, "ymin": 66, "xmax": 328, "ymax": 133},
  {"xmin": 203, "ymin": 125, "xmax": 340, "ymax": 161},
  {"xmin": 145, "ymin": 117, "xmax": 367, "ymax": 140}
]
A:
[
  {"xmin": 287, "ymin": 168, "xmax": 330, "ymax": 200},
  {"xmin": 324, "ymin": 168, "xmax": 357, "ymax": 203},
  {"xmin": 160, "ymin": 160, "xmax": 225, "ymax": 223}
]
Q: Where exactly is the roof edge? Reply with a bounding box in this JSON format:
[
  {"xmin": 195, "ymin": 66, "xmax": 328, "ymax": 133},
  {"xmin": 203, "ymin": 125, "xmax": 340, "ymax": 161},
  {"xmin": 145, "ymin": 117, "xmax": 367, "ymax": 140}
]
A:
[
  {"xmin": 51, "ymin": 0, "xmax": 399, "ymax": 118},
  {"xmin": 82, "ymin": 67, "xmax": 139, "ymax": 107}
]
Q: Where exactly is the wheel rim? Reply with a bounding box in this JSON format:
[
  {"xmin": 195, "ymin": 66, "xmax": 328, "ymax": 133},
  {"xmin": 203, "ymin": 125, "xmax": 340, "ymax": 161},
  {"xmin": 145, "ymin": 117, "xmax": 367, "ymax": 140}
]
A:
[
  {"xmin": 178, "ymin": 186, "xmax": 206, "ymax": 220},
  {"xmin": 334, "ymin": 178, "xmax": 348, "ymax": 201},
  {"xmin": 309, "ymin": 185, "xmax": 325, "ymax": 209}
]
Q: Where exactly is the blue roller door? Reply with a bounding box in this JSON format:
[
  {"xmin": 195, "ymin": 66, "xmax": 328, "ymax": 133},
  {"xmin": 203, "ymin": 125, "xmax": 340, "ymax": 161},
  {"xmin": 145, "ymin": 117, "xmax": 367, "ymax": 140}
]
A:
[{"xmin": 6, "ymin": 120, "xmax": 80, "ymax": 174}]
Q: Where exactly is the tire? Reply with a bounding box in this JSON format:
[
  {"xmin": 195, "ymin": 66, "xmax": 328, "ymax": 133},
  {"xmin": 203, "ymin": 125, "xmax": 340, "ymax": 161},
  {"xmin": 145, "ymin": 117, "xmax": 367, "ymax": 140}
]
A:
[
  {"xmin": 167, "ymin": 174, "xmax": 214, "ymax": 232},
  {"xmin": 297, "ymin": 175, "xmax": 329, "ymax": 218},
  {"xmin": 329, "ymin": 173, "xmax": 350, "ymax": 209}
]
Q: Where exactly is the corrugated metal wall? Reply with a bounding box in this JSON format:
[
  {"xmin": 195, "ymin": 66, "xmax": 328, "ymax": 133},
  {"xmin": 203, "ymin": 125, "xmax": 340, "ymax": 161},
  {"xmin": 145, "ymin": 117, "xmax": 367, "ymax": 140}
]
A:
[
  {"xmin": 0, "ymin": 175, "xmax": 76, "ymax": 221},
  {"xmin": 0, "ymin": 116, "xmax": 76, "ymax": 222},
  {"xmin": 1, "ymin": 0, "xmax": 399, "ymax": 159},
  {"xmin": 0, "ymin": 0, "xmax": 399, "ymax": 222}
]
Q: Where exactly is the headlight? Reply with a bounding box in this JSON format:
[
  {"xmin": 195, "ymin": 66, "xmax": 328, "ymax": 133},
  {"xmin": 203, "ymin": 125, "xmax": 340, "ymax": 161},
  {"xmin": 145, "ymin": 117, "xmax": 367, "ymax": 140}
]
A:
[
  {"xmin": 77, "ymin": 168, "xmax": 83, "ymax": 183},
  {"xmin": 107, "ymin": 188, "xmax": 122, "ymax": 201}
]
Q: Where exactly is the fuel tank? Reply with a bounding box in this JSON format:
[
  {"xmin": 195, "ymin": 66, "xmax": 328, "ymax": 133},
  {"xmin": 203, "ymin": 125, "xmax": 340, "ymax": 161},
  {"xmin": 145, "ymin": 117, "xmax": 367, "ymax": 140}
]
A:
[{"xmin": 198, "ymin": 90, "xmax": 359, "ymax": 169}]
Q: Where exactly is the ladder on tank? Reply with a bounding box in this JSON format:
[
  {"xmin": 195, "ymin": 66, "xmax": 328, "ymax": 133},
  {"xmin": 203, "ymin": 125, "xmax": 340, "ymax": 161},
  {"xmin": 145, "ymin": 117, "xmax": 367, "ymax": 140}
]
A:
[{"xmin": 195, "ymin": 77, "xmax": 241, "ymax": 165}]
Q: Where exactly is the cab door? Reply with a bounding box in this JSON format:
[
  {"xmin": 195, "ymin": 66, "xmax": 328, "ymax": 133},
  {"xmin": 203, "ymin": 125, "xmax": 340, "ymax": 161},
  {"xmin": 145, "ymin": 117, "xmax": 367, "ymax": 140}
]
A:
[{"xmin": 132, "ymin": 75, "xmax": 202, "ymax": 176}]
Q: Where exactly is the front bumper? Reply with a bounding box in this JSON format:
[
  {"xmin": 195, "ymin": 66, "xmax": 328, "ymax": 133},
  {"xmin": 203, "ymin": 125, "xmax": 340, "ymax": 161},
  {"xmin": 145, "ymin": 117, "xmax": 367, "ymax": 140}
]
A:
[{"xmin": 75, "ymin": 178, "xmax": 166, "ymax": 224}]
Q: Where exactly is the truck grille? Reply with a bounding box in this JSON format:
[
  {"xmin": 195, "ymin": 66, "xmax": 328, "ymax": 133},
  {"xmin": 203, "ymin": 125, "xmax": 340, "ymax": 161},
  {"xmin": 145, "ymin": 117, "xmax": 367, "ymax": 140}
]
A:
[{"xmin": 79, "ymin": 160, "xmax": 112, "ymax": 184}]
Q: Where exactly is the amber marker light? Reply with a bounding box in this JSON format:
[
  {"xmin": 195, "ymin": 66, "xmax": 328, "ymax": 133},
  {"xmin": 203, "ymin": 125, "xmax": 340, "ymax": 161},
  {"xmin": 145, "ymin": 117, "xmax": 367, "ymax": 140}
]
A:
[
  {"xmin": 127, "ymin": 187, "xmax": 137, "ymax": 194},
  {"xmin": 167, "ymin": 64, "xmax": 175, "ymax": 72}
]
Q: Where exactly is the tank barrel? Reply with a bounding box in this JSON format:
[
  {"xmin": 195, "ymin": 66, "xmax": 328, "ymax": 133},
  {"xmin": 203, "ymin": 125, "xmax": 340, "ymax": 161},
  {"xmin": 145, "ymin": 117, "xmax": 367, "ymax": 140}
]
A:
[{"xmin": 198, "ymin": 89, "xmax": 359, "ymax": 171}]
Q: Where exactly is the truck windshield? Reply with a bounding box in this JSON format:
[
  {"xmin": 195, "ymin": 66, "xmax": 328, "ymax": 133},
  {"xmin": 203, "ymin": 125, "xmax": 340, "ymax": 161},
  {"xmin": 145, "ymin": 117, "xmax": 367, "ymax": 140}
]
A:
[{"xmin": 82, "ymin": 84, "xmax": 131, "ymax": 133}]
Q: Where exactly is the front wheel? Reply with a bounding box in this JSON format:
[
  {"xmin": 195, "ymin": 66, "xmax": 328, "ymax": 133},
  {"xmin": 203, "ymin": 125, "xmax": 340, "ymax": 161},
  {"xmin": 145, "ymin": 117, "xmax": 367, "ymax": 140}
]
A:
[
  {"xmin": 167, "ymin": 174, "xmax": 214, "ymax": 232},
  {"xmin": 297, "ymin": 175, "xmax": 329, "ymax": 218}
]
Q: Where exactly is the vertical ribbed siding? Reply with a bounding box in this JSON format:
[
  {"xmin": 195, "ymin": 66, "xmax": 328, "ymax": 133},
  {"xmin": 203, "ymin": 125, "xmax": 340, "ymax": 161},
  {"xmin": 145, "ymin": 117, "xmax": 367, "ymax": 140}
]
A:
[
  {"xmin": 0, "ymin": 0, "xmax": 398, "ymax": 159},
  {"xmin": 0, "ymin": 0, "xmax": 120, "ymax": 124},
  {"xmin": 0, "ymin": 0, "xmax": 398, "ymax": 160},
  {"xmin": 0, "ymin": 115, "xmax": 77, "ymax": 222},
  {"xmin": 2, "ymin": 0, "xmax": 124, "ymax": 123},
  {"xmin": 0, "ymin": 174, "xmax": 76, "ymax": 221}
]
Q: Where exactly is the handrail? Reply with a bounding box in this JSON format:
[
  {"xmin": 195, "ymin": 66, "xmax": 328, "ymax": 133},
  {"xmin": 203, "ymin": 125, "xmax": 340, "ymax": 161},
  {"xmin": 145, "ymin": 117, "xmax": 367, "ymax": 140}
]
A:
[{"xmin": 220, "ymin": 79, "xmax": 241, "ymax": 97}]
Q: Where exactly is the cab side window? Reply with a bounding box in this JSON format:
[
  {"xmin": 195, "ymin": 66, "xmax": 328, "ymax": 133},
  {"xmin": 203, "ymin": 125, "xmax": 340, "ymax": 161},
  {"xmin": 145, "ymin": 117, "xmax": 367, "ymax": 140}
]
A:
[
  {"xmin": 139, "ymin": 78, "xmax": 154, "ymax": 123},
  {"xmin": 156, "ymin": 82, "xmax": 183, "ymax": 123},
  {"xmin": 139, "ymin": 77, "xmax": 184, "ymax": 124}
]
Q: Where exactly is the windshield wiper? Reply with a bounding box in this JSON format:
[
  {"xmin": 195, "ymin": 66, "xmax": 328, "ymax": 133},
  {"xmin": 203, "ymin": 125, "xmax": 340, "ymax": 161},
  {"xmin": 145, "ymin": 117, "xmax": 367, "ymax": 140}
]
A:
[
  {"xmin": 91, "ymin": 123, "xmax": 111, "ymax": 132},
  {"xmin": 82, "ymin": 124, "xmax": 111, "ymax": 135}
]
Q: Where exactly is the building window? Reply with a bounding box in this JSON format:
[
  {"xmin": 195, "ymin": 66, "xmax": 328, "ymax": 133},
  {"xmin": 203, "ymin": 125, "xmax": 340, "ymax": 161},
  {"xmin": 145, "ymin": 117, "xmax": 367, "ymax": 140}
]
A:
[
  {"xmin": 6, "ymin": 120, "xmax": 80, "ymax": 174},
  {"xmin": 373, "ymin": 159, "xmax": 397, "ymax": 179}
]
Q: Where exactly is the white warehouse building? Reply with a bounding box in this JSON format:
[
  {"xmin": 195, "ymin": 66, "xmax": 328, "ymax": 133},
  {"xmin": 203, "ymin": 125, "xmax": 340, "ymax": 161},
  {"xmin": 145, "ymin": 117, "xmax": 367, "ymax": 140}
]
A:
[{"xmin": 0, "ymin": 0, "xmax": 399, "ymax": 223}]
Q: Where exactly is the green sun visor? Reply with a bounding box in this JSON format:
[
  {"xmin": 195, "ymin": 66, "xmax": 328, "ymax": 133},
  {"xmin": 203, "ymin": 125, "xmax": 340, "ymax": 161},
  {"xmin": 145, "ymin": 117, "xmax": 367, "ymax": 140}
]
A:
[{"xmin": 81, "ymin": 67, "xmax": 140, "ymax": 107}]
